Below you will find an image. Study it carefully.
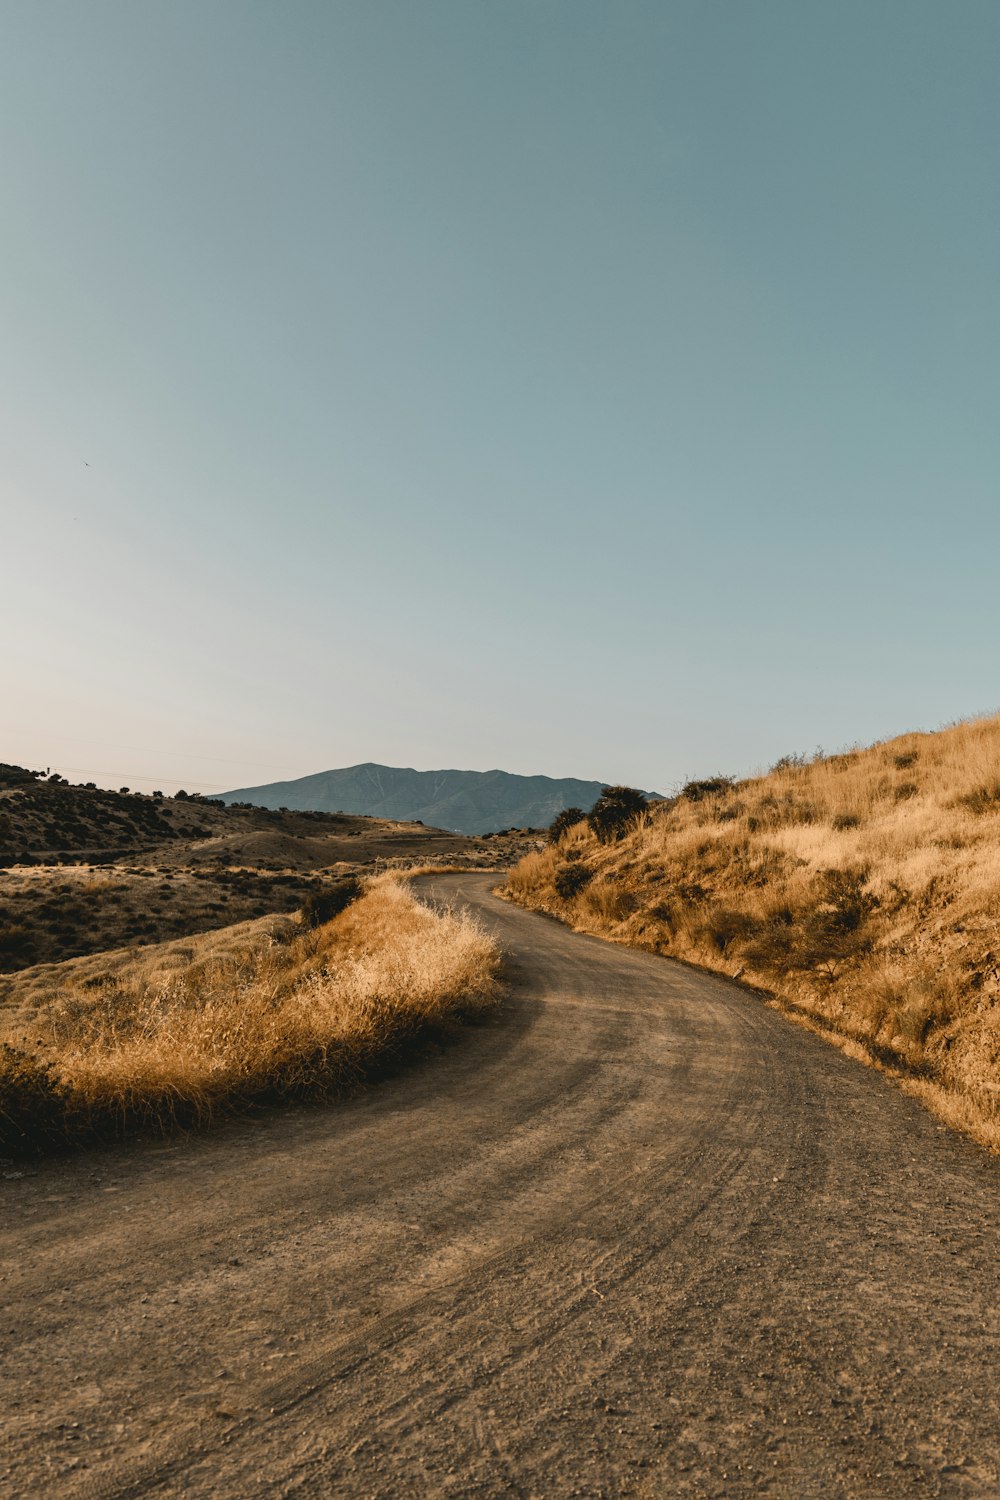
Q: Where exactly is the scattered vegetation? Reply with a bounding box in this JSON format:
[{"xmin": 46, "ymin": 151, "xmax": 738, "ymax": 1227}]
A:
[
  {"xmin": 0, "ymin": 876, "xmax": 499, "ymax": 1155},
  {"xmin": 0, "ymin": 866, "xmax": 350, "ymax": 971},
  {"xmin": 505, "ymin": 715, "xmax": 1000, "ymax": 1152}
]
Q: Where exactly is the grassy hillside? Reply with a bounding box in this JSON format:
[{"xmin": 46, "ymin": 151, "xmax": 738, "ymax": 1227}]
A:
[
  {"xmin": 505, "ymin": 715, "xmax": 1000, "ymax": 1152},
  {"xmin": 0, "ymin": 764, "xmax": 538, "ymax": 971},
  {"xmin": 0, "ymin": 764, "xmax": 480, "ymax": 869}
]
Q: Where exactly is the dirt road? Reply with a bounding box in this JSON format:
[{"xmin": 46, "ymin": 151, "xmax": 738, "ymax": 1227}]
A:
[{"xmin": 2, "ymin": 874, "xmax": 999, "ymax": 1498}]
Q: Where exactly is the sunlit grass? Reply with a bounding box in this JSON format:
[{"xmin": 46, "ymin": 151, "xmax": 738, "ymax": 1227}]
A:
[
  {"xmin": 0, "ymin": 875, "xmax": 499, "ymax": 1153},
  {"xmin": 505, "ymin": 714, "xmax": 1000, "ymax": 1152}
]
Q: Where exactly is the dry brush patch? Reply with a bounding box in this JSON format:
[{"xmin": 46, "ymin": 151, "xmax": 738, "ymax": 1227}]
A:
[
  {"xmin": 504, "ymin": 715, "xmax": 1000, "ymax": 1153},
  {"xmin": 0, "ymin": 876, "xmax": 500, "ymax": 1156}
]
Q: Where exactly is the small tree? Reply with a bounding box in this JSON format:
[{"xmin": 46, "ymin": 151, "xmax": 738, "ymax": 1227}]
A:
[
  {"xmin": 548, "ymin": 806, "xmax": 586, "ymax": 843},
  {"xmin": 587, "ymin": 786, "xmax": 647, "ymax": 844}
]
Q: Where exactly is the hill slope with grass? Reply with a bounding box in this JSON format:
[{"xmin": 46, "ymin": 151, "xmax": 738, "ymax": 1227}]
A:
[
  {"xmin": 0, "ymin": 762, "xmax": 537, "ymax": 972},
  {"xmin": 0, "ymin": 874, "xmax": 500, "ymax": 1155},
  {"xmin": 505, "ymin": 715, "xmax": 1000, "ymax": 1152},
  {"xmin": 218, "ymin": 762, "xmax": 654, "ymax": 835}
]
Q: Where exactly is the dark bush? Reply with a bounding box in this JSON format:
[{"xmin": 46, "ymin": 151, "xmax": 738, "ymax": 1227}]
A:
[
  {"xmin": 816, "ymin": 866, "xmax": 879, "ymax": 934},
  {"xmin": 957, "ymin": 781, "xmax": 1000, "ymax": 815},
  {"xmin": 700, "ymin": 905, "xmax": 757, "ymax": 953},
  {"xmin": 300, "ymin": 878, "xmax": 362, "ymax": 928},
  {"xmin": 0, "ymin": 1044, "xmax": 70, "ymax": 1155},
  {"xmin": 0, "ymin": 923, "xmax": 32, "ymax": 962},
  {"xmin": 548, "ymin": 807, "xmax": 586, "ymax": 843},
  {"xmin": 554, "ymin": 862, "xmax": 594, "ymax": 899},
  {"xmin": 769, "ymin": 753, "xmax": 808, "ymax": 773},
  {"xmin": 587, "ymin": 787, "xmax": 647, "ymax": 844},
  {"xmin": 832, "ymin": 812, "xmax": 861, "ymax": 831},
  {"xmin": 680, "ymin": 776, "xmax": 735, "ymax": 802},
  {"xmin": 741, "ymin": 868, "xmax": 879, "ymax": 978},
  {"xmin": 895, "ymin": 782, "xmax": 919, "ymax": 801}
]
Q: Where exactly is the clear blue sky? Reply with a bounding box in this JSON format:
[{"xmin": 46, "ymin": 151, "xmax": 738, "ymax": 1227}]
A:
[{"xmin": 3, "ymin": 2, "xmax": 998, "ymax": 795}]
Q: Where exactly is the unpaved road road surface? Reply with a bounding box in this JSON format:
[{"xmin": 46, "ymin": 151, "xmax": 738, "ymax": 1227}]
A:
[{"xmin": 2, "ymin": 874, "xmax": 999, "ymax": 1498}]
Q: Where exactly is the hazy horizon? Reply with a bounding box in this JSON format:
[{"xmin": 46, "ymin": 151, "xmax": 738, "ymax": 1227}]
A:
[{"xmin": 4, "ymin": 2, "xmax": 998, "ymax": 795}]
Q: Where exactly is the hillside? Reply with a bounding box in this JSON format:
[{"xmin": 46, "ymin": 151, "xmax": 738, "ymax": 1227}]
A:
[
  {"xmin": 505, "ymin": 715, "xmax": 1000, "ymax": 1153},
  {"xmin": 0, "ymin": 763, "xmax": 474, "ymax": 869},
  {"xmin": 0, "ymin": 764, "xmax": 538, "ymax": 972},
  {"xmin": 218, "ymin": 762, "xmax": 643, "ymax": 835}
]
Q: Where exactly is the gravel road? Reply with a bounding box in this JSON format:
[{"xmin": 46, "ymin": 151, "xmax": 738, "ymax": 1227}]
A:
[{"xmin": 2, "ymin": 873, "xmax": 999, "ymax": 1498}]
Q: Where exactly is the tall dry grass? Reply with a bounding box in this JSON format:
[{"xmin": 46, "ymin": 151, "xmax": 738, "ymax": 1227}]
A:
[
  {"xmin": 0, "ymin": 875, "xmax": 499, "ymax": 1154},
  {"xmin": 505, "ymin": 715, "xmax": 1000, "ymax": 1152}
]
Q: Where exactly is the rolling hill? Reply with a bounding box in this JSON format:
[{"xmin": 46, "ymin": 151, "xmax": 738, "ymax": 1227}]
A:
[{"xmin": 218, "ymin": 763, "xmax": 647, "ymax": 835}]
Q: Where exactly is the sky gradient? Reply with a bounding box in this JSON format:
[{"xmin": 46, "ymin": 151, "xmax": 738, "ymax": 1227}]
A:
[{"xmin": 3, "ymin": 2, "xmax": 998, "ymax": 795}]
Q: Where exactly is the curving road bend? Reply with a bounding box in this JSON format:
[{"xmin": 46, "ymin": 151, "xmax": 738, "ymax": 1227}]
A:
[{"xmin": 1, "ymin": 873, "xmax": 999, "ymax": 1499}]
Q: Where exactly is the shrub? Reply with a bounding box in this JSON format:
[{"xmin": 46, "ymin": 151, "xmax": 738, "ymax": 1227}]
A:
[
  {"xmin": 699, "ymin": 905, "xmax": 756, "ymax": 953},
  {"xmin": 554, "ymin": 862, "xmax": 594, "ymax": 898},
  {"xmin": 300, "ymin": 877, "xmax": 362, "ymax": 928},
  {"xmin": 548, "ymin": 807, "xmax": 586, "ymax": 844},
  {"xmin": 832, "ymin": 812, "xmax": 861, "ymax": 831},
  {"xmin": 0, "ymin": 1045, "xmax": 70, "ymax": 1155},
  {"xmin": 680, "ymin": 776, "xmax": 735, "ymax": 802},
  {"xmin": 588, "ymin": 786, "xmax": 647, "ymax": 844},
  {"xmin": 770, "ymin": 753, "xmax": 807, "ymax": 773},
  {"xmin": 0, "ymin": 923, "xmax": 32, "ymax": 963},
  {"xmin": 815, "ymin": 866, "xmax": 879, "ymax": 934},
  {"xmin": 956, "ymin": 780, "xmax": 1000, "ymax": 815}
]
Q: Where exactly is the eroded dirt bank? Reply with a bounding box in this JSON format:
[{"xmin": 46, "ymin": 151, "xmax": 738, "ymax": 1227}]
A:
[{"xmin": 2, "ymin": 874, "xmax": 999, "ymax": 1498}]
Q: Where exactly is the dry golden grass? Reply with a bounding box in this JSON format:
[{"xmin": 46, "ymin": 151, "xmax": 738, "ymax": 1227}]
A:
[
  {"xmin": 505, "ymin": 714, "xmax": 1000, "ymax": 1153},
  {"xmin": 0, "ymin": 875, "xmax": 499, "ymax": 1154}
]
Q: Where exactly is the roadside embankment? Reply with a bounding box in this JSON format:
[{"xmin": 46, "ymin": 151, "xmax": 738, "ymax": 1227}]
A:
[
  {"xmin": 0, "ymin": 874, "xmax": 499, "ymax": 1155},
  {"xmin": 504, "ymin": 715, "xmax": 1000, "ymax": 1152}
]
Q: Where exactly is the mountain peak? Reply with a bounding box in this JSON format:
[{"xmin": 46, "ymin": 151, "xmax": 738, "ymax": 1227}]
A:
[{"xmin": 219, "ymin": 762, "xmax": 658, "ymax": 836}]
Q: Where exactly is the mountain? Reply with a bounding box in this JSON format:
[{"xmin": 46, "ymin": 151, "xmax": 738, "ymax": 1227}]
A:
[{"xmin": 217, "ymin": 763, "xmax": 654, "ymax": 836}]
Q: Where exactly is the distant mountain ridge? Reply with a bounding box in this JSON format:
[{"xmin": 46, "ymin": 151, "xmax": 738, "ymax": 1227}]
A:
[{"xmin": 218, "ymin": 763, "xmax": 656, "ymax": 836}]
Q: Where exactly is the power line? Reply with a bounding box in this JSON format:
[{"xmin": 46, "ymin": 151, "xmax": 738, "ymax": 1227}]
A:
[{"xmin": 43, "ymin": 765, "xmax": 227, "ymax": 791}]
